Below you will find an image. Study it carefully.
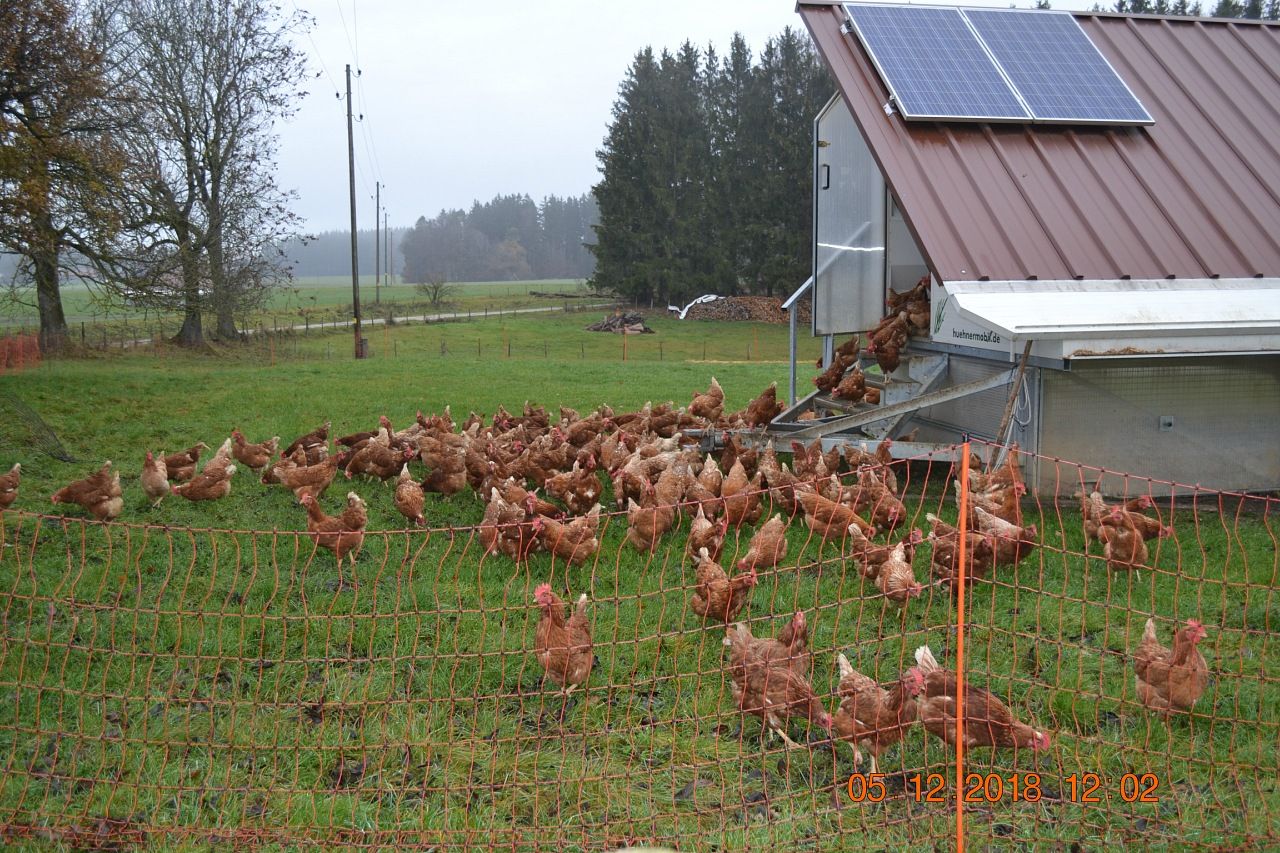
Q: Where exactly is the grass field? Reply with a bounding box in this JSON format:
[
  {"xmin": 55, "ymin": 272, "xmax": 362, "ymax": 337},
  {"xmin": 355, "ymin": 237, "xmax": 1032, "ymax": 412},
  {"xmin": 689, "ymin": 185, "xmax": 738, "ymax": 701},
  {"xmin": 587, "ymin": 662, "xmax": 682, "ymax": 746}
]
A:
[{"xmin": 0, "ymin": 315, "xmax": 1276, "ymax": 851}]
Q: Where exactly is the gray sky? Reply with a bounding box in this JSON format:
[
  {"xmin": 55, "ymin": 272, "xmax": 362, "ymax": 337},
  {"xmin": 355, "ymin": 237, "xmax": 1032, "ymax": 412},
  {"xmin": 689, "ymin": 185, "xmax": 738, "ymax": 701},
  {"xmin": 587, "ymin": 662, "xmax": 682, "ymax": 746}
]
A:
[{"xmin": 278, "ymin": 0, "xmax": 1093, "ymax": 233}]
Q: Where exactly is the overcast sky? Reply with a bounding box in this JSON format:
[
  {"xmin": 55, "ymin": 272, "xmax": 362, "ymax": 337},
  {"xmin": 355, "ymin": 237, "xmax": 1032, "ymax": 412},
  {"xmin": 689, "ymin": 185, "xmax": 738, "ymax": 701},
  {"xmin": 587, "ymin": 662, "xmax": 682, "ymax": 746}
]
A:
[{"xmin": 278, "ymin": 0, "xmax": 1094, "ymax": 233}]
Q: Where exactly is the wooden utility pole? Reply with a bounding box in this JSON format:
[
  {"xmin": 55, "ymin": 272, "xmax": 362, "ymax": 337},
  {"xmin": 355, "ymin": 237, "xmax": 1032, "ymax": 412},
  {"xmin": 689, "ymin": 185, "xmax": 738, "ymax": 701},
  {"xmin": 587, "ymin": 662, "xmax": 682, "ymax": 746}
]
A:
[
  {"xmin": 374, "ymin": 181, "xmax": 381, "ymax": 305},
  {"xmin": 384, "ymin": 211, "xmax": 390, "ymax": 287},
  {"xmin": 346, "ymin": 64, "xmax": 364, "ymax": 359}
]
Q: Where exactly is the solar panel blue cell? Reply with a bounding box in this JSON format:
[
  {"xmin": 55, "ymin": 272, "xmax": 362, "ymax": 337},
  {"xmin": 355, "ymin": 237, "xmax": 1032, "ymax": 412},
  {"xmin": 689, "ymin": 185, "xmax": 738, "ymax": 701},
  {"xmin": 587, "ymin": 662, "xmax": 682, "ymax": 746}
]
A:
[
  {"xmin": 845, "ymin": 4, "xmax": 1030, "ymax": 122},
  {"xmin": 962, "ymin": 9, "xmax": 1153, "ymax": 125}
]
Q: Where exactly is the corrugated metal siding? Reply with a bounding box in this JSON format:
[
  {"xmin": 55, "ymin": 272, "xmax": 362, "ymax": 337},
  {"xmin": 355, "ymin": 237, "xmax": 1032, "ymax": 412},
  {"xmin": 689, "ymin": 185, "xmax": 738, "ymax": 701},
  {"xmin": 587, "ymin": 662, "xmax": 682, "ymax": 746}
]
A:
[
  {"xmin": 798, "ymin": 4, "xmax": 1280, "ymax": 283},
  {"xmin": 1038, "ymin": 357, "xmax": 1280, "ymax": 493}
]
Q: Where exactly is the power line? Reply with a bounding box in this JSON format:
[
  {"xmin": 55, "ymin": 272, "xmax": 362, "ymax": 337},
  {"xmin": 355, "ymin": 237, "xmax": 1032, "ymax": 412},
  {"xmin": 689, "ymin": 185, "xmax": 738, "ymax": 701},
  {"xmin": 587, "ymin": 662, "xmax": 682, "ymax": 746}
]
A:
[{"xmin": 333, "ymin": 0, "xmax": 359, "ymax": 71}]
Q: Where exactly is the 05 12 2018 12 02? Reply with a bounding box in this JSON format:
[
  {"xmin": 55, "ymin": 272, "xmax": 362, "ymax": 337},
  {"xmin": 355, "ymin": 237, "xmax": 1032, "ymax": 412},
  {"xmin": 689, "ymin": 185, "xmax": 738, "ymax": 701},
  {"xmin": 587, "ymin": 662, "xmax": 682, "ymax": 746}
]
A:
[{"xmin": 845, "ymin": 772, "xmax": 1162, "ymax": 803}]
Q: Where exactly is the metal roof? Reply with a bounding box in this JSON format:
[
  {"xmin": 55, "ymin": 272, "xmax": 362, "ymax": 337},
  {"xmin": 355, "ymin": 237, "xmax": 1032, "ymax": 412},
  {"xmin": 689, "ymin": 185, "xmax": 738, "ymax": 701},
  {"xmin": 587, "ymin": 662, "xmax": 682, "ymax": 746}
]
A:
[{"xmin": 798, "ymin": 3, "xmax": 1280, "ymax": 284}]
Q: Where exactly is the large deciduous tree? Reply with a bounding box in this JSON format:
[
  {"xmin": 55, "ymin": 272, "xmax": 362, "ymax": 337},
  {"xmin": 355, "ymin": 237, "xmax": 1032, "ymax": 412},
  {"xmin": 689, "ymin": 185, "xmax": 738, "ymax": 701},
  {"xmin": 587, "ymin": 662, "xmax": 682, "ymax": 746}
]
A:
[
  {"xmin": 0, "ymin": 0, "xmax": 125, "ymax": 350},
  {"xmin": 102, "ymin": 0, "xmax": 308, "ymax": 346}
]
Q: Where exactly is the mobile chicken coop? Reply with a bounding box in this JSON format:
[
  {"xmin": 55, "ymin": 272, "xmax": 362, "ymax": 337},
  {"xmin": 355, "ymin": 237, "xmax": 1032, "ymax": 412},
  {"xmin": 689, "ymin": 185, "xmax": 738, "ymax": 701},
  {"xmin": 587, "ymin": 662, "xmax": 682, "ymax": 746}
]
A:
[{"xmin": 770, "ymin": 2, "xmax": 1280, "ymax": 493}]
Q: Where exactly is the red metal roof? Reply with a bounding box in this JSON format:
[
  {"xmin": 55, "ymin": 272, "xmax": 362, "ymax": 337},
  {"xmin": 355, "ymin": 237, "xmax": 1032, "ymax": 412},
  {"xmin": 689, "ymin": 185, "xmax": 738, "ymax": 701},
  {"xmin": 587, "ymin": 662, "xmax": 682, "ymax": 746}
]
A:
[{"xmin": 798, "ymin": 3, "xmax": 1280, "ymax": 283}]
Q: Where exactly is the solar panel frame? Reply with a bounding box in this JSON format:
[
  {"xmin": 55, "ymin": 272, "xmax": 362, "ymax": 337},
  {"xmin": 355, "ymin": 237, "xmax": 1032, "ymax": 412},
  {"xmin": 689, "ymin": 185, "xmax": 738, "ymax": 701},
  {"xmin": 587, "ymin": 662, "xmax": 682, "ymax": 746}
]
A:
[
  {"xmin": 843, "ymin": 3, "xmax": 1031, "ymax": 123},
  {"xmin": 963, "ymin": 8, "xmax": 1155, "ymax": 126},
  {"xmin": 841, "ymin": 2, "xmax": 1154, "ymax": 127}
]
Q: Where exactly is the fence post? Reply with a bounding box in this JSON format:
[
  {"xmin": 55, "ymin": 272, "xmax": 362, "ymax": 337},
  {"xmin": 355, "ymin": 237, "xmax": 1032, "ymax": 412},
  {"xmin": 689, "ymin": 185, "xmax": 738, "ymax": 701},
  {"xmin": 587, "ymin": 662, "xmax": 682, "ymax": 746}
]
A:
[
  {"xmin": 622, "ymin": 332, "xmax": 627, "ymax": 362},
  {"xmin": 81, "ymin": 322, "xmax": 86, "ymax": 345},
  {"xmin": 955, "ymin": 441, "xmax": 971, "ymax": 852}
]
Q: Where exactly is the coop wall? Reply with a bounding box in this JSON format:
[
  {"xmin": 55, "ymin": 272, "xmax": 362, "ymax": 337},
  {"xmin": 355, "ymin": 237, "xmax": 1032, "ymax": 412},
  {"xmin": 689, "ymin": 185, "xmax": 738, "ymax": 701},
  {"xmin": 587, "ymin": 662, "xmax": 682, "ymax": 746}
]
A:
[{"xmin": 1037, "ymin": 355, "xmax": 1280, "ymax": 495}]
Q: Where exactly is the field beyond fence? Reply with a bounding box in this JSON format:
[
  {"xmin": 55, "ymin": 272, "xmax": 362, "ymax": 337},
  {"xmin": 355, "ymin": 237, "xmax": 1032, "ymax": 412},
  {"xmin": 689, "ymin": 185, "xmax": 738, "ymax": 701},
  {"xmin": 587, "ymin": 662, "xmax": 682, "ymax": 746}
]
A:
[{"xmin": 0, "ymin": 442, "xmax": 1275, "ymax": 851}]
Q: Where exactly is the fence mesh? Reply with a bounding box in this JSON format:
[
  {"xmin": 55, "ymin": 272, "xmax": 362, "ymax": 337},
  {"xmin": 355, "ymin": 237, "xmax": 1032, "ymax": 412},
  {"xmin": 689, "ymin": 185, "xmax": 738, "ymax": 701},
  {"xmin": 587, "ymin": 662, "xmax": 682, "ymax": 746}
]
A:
[{"xmin": 0, "ymin": 441, "xmax": 1275, "ymax": 850}]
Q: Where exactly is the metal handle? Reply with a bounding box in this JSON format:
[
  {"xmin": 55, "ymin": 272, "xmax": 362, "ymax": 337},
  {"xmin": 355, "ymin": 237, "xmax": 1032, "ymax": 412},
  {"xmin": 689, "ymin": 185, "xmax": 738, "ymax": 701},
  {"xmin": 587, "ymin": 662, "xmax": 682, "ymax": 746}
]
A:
[{"xmin": 821, "ymin": 163, "xmax": 830, "ymax": 190}]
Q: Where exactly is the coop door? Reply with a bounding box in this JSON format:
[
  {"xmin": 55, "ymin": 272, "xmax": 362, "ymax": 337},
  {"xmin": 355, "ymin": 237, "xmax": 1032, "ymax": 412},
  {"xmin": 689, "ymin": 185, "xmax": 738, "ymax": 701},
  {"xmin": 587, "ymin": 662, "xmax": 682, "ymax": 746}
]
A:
[{"xmin": 813, "ymin": 94, "xmax": 886, "ymax": 336}]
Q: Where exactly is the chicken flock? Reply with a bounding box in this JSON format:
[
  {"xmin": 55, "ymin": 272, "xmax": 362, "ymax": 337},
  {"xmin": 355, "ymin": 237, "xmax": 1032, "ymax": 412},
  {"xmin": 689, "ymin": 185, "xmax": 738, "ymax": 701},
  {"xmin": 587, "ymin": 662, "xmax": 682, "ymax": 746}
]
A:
[{"xmin": 7, "ymin": 370, "xmax": 1210, "ymax": 771}]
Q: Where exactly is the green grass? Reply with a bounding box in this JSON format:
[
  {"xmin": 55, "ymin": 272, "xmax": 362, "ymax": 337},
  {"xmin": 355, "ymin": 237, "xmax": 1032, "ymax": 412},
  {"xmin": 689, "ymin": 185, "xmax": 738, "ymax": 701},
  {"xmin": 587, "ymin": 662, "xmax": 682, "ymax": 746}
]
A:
[{"xmin": 0, "ymin": 315, "xmax": 1276, "ymax": 852}]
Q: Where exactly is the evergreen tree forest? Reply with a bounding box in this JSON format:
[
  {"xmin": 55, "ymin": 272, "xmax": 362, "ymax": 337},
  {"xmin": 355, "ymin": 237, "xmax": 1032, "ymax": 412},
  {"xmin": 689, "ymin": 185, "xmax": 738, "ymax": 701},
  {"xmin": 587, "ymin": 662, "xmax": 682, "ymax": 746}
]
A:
[{"xmin": 590, "ymin": 28, "xmax": 833, "ymax": 306}]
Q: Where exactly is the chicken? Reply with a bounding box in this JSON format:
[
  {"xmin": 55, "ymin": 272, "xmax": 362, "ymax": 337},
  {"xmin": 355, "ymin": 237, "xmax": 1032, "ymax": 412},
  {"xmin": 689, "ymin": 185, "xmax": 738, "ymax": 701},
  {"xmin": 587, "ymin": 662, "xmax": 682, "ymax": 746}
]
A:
[
  {"xmin": 261, "ymin": 446, "xmax": 305, "ymax": 485},
  {"xmin": 51, "ymin": 461, "xmax": 123, "ymax": 520},
  {"xmin": 1133, "ymin": 618, "xmax": 1209, "ymax": 714},
  {"xmin": 625, "ymin": 485, "xmax": 677, "ymax": 552},
  {"xmin": 200, "ymin": 437, "xmax": 235, "ymax": 480},
  {"xmin": 718, "ymin": 432, "xmax": 758, "ymax": 481},
  {"xmin": 886, "ymin": 276, "xmax": 928, "ymax": 314},
  {"xmin": 833, "ymin": 365, "xmax": 867, "ymax": 402},
  {"xmin": 140, "ymin": 451, "xmax": 170, "ymax": 507},
  {"xmin": 743, "ymin": 382, "xmax": 783, "ymax": 428},
  {"xmin": 1078, "ymin": 491, "xmax": 1161, "ymax": 547},
  {"xmin": 1098, "ymin": 506, "xmax": 1150, "ymax": 573},
  {"xmin": 535, "ymin": 506, "xmax": 602, "ymax": 566},
  {"xmin": 721, "ymin": 459, "xmax": 764, "ymax": 528},
  {"xmin": 972, "ymin": 505, "xmax": 1039, "ymax": 568},
  {"xmin": 346, "ymin": 441, "xmax": 417, "ymax": 482},
  {"xmin": 847, "ymin": 525, "xmax": 923, "ymax": 577},
  {"xmin": 533, "ymin": 584, "xmax": 593, "ymax": 694},
  {"xmin": 852, "ymin": 467, "xmax": 907, "ymax": 532},
  {"xmin": 301, "ymin": 491, "xmax": 368, "ymax": 576},
  {"xmin": 737, "ymin": 514, "xmax": 788, "ymax": 572},
  {"xmin": 690, "ymin": 547, "xmax": 757, "ymax": 623},
  {"xmin": 283, "ymin": 421, "xmax": 330, "ymax": 460},
  {"xmin": 684, "ymin": 455, "xmax": 723, "ymax": 519},
  {"xmin": 795, "ymin": 487, "xmax": 875, "ymax": 542},
  {"xmin": 814, "ymin": 352, "xmax": 853, "ymax": 394},
  {"xmin": 914, "ymin": 645, "xmax": 1050, "ymax": 753},
  {"xmin": 832, "ymin": 656, "xmax": 924, "ymax": 772},
  {"xmin": 163, "ymin": 443, "xmax": 208, "ymax": 482},
  {"xmin": 685, "ymin": 504, "xmax": 728, "ymax": 564},
  {"xmin": 171, "ymin": 461, "xmax": 236, "ymax": 502},
  {"xmin": 543, "ymin": 461, "xmax": 602, "ymax": 516},
  {"xmin": 757, "ymin": 448, "xmax": 802, "ymax": 518},
  {"xmin": 870, "ymin": 540, "xmax": 923, "ymax": 606},
  {"xmin": 230, "ymin": 429, "xmax": 279, "ymax": 474},
  {"xmin": 926, "ymin": 512, "xmax": 998, "ymax": 590},
  {"xmin": 0, "ymin": 463, "xmax": 19, "ymax": 509},
  {"xmin": 690, "ymin": 377, "xmax": 725, "ymax": 422},
  {"xmin": 966, "ymin": 480, "xmax": 1025, "ymax": 526},
  {"xmin": 479, "ymin": 488, "xmax": 539, "ymax": 562},
  {"xmin": 277, "ymin": 451, "xmax": 347, "ymax": 503},
  {"xmin": 393, "ymin": 464, "xmax": 425, "ymax": 526},
  {"xmin": 723, "ymin": 622, "xmax": 832, "ymax": 749}
]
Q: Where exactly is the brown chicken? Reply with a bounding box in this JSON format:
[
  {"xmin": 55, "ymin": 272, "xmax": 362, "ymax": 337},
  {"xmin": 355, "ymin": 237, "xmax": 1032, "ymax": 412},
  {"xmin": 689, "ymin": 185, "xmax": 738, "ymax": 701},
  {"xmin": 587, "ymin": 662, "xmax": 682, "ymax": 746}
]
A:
[
  {"xmin": 1079, "ymin": 492, "xmax": 1159, "ymax": 547},
  {"xmin": 0, "ymin": 463, "xmax": 19, "ymax": 510},
  {"xmin": 346, "ymin": 442, "xmax": 417, "ymax": 482},
  {"xmin": 230, "ymin": 429, "xmax": 279, "ymax": 473},
  {"xmin": 852, "ymin": 467, "xmax": 907, "ymax": 532},
  {"xmin": 926, "ymin": 513, "xmax": 998, "ymax": 591},
  {"xmin": 865, "ymin": 312, "xmax": 909, "ymax": 375},
  {"xmin": 723, "ymin": 622, "xmax": 832, "ymax": 749},
  {"xmin": 972, "ymin": 505, "xmax": 1039, "ymax": 568},
  {"xmin": 690, "ymin": 376, "xmax": 725, "ymax": 422},
  {"xmin": 301, "ymin": 491, "xmax": 368, "ymax": 575},
  {"xmin": 833, "ymin": 365, "xmax": 867, "ymax": 402},
  {"xmin": 721, "ymin": 459, "xmax": 764, "ymax": 528},
  {"xmin": 870, "ymin": 540, "xmax": 923, "ymax": 606},
  {"xmin": 691, "ymin": 547, "xmax": 757, "ymax": 622},
  {"xmin": 625, "ymin": 484, "xmax": 677, "ymax": 552},
  {"xmin": 535, "ymin": 506, "xmax": 602, "ymax": 566},
  {"xmin": 795, "ymin": 487, "xmax": 876, "ymax": 542},
  {"xmin": 814, "ymin": 352, "xmax": 853, "ymax": 394},
  {"xmin": 1098, "ymin": 507, "xmax": 1150, "ymax": 573},
  {"xmin": 543, "ymin": 460, "xmax": 603, "ymax": 516},
  {"xmin": 393, "ymin": 464, "xmax": 425, "ymax": 526},
  {"xmin": 743, "ymin": 382, "xmax": 783, "ymax": 428},
  {"xmin": 686, "ymin": 504, "xmax": 728, "ymax": 564},
  {"xmin": 277, "ymin": 451, "xmax": 347, "ymax": 503},
  {"xmin": 684, "ymin": 455, "xmax": 723, "ymax": 519},
  {"xmin": 847, "ymin": 524, "xmax": 923, "ymax": 576},
  {"xmin": 533, "ymin": 584, "xmax": 593, "ymax": 694},
  {"xmin": 51, "ymin": 461, "xmax": 123, "ymax": 520},
  {"xmin": 283, "ymin": 421, "xmax": 330, "ymax": 460},
  {"xmin": 480, "ymin": 488, "xmax": 539, "ymax": 562},
  {"xmin": 163, "ymin": 443, "xmax": 208, "ymax": 482},
  {"xmin": 172, "ymin": 461, "xmax": 236, "ymax": 502},
  {"xmin": 914, "ymin": 645, "xmax": 1050, "ymax": 753},
  {"xmin": 1133, "ymin": 618, "xmax": 1209, "ymax": 714},
  {"xmin": 737, "ymin": 514, "xmax": 788, "ymax": 572},
  {"xmin": 140, "ymin": 451, "xmax": 170, "ymax": 507},
  {"xmin": 833, "ymin": 656, "xmax": 924, "ymax": 772}
]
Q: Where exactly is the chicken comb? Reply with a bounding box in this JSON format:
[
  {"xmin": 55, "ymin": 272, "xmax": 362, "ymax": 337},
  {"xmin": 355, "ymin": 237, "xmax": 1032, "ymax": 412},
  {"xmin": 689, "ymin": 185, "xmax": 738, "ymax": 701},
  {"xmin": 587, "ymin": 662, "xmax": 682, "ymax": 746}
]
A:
[{"xmin": 533, "ymin": 583, "xmax": 553, "ymax": 599}]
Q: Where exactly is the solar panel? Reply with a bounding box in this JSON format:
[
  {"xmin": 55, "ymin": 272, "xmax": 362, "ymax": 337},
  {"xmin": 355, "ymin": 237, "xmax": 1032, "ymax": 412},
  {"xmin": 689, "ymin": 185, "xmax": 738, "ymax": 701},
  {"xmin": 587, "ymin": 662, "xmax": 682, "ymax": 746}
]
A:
[
  {"xmin": 844, "ymin": 4, "xmax": 1030, "ymax": 122},
  {"xmin": 964, "ymin": 9, "xmax": 1153, "ymax": 125},
  {"xmin": 841, "ymin": 3, "xmax": 1153, "ymax": 127}
]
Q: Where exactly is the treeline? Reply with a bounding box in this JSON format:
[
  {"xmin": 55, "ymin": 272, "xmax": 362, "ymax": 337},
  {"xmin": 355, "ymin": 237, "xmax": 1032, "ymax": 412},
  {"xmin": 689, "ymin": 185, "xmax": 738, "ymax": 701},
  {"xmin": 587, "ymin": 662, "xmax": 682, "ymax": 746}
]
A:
[
  {"xmin": 283, "ymin": 231, "xmax": 400, "ymax": 279},
  {"xmin": 397, "ymin": 193, "xmax": 597, "ymax": 284},
  {"xmin": 1101, "ymin": 0, "xmax": 1278, "ymax": 14},
  {"xmin": 590, "ymin": 28, "xmax": 832, "ymax": 306}
]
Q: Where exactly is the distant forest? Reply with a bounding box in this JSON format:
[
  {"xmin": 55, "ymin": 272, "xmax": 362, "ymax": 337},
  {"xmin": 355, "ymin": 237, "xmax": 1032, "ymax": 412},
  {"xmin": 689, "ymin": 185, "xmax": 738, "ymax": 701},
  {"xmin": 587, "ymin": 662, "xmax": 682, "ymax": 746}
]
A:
[{"xmin": 283, "ymin": 193, "xmax": 597, "ymax": 282}]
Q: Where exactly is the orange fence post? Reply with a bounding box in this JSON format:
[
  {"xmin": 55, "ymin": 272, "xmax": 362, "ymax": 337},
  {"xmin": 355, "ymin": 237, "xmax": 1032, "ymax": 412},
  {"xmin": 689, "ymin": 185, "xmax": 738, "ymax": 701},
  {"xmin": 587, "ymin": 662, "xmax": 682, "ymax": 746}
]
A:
[{"xmin": 955, "ymin": 441, "xmax": 970, "ymax": 853}]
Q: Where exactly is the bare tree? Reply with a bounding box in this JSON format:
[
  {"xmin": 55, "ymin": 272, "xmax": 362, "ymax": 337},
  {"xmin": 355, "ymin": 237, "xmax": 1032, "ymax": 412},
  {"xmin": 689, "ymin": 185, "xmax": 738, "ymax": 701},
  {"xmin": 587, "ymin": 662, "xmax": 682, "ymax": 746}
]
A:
[
  {"xmin": 100, "ymin": 0, "xmax": 309, "ymax": 346},
  {"xmin": 415, "ymin": 275, "xmax": 457, "ymax": 308}
]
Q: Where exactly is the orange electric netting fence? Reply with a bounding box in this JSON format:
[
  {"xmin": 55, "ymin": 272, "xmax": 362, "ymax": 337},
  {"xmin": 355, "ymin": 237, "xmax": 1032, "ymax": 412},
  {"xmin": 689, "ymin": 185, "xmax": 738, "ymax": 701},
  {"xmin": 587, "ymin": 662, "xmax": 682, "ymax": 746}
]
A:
[
  {"xmin": 0, "ymin": 334, "xmax": 40, "ymax": 375},
  {"xmin": 0, "ymin": 441, "xmax": 1275, "ymax": 851}
]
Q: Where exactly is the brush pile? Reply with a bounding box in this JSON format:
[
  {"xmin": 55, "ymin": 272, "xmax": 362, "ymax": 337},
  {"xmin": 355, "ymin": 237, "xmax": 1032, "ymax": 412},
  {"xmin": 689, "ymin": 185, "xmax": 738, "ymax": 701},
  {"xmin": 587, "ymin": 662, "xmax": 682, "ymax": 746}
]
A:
[{"xmin": 585, "ymin": 312, "xmax": 654, "ymax": 334}]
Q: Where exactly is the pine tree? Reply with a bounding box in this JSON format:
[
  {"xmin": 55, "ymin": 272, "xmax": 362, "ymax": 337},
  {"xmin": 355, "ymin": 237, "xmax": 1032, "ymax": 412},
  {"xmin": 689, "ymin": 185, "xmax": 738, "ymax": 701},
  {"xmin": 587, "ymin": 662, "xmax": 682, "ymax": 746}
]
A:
[
  {"xmin": 1211, "ymin": 0, "xmax": 1243, "ymax": 14},
  {"xmin": 1265, "ymin": 0, "xmax": 1279, "ymax": 19},
  {"xmin": 1242, "ymin": 0, "xmax": 1263, "ymax": 16}
]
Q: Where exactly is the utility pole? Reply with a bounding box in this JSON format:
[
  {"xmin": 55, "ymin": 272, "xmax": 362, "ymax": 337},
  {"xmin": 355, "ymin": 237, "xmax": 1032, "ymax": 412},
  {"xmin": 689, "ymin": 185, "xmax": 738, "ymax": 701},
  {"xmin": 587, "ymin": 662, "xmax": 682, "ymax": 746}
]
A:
[
  {"xmin": 374, "ymin": 181, "xmax": 381, "ymax": 305},
  {"xmin": 345, "ymin": 64, "xmax": 364, "ymax": 358},
  {"xmin": 384, "ymin": 211, "xmax": 390, "ymax": 287}
]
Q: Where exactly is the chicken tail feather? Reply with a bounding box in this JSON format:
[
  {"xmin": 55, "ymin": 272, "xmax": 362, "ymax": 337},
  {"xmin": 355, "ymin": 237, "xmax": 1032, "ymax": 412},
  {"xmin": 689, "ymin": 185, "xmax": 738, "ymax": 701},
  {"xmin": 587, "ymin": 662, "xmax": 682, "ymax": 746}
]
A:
[{"xmin": 914, "ymin": 644, "xmax": 940, "ymax": 674}]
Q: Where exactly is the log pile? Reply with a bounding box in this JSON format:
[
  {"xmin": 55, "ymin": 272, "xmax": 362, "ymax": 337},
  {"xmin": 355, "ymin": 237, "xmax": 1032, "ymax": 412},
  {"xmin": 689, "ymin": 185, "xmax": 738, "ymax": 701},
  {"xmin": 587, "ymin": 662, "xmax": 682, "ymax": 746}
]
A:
[
  {"xmin": 683, "ymin": 296, "xmax": 811, "ymax": 325},
  {"xmin": 585, "ymin": 312, "xmax": 655, "ymax": 334}
]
